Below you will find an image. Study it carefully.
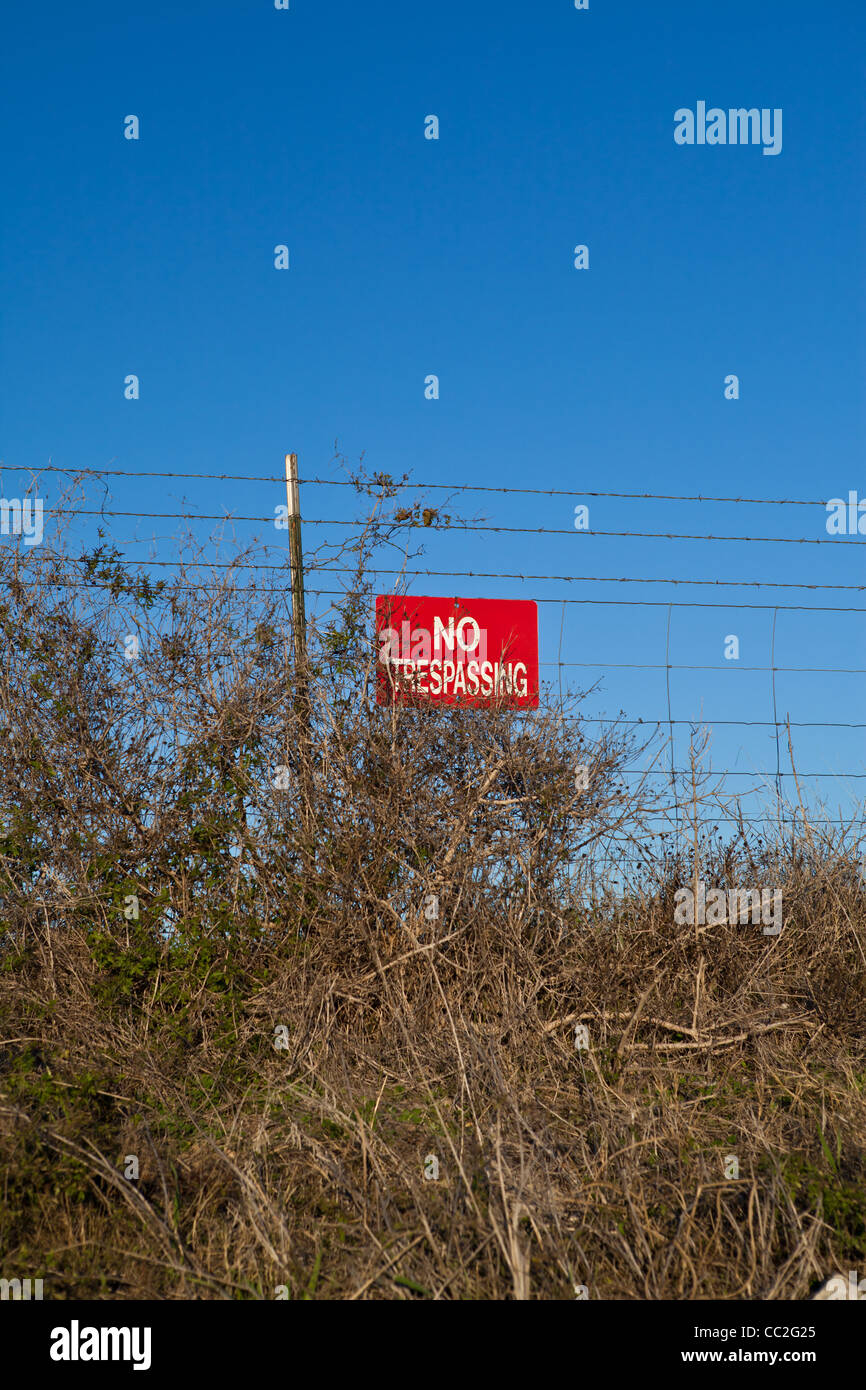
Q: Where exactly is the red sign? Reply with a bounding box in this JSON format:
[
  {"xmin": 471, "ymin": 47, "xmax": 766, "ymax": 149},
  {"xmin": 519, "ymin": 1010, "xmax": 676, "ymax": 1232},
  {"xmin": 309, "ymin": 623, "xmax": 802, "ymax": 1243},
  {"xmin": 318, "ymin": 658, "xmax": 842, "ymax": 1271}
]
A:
[{"xmin": 376, "ymin": 595, "xmax": 539, "ymax": 708}]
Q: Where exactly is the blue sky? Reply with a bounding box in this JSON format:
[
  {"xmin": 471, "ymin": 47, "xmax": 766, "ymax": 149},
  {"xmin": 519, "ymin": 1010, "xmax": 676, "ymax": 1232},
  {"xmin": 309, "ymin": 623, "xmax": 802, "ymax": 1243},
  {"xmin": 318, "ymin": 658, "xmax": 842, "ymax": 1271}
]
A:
[{"xmin": 2, "ymin": 0, "xmax": 864, "ymax": 829}]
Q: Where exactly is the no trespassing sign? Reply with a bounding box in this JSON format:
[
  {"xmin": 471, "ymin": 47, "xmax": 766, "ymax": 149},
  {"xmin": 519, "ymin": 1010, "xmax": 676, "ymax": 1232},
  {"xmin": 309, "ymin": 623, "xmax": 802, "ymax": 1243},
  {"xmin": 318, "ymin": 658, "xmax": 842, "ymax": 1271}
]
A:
[{"xmin": 375, "ymin": 595, "xmax": 539, "ymax": 709}]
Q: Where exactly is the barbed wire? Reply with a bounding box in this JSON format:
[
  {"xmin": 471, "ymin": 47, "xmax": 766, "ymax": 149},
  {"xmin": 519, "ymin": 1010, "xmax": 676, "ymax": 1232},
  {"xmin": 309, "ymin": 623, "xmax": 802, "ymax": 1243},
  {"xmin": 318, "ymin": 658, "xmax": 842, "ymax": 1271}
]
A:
[
  {"xmin": 18, "ymin": 551, "xmax": 866, "ymax": 594},
  {"xmin": 616, "ymin": 768, "xmax": 866, "ymax": 780},
  {"xmin": 6, "ymin": 463, "xmax": 833, "ymax": 506},
  {"xmin": 303, "ymin": 519, "xmax": 858, "ymax": 546},
  {"xmin": 1, "ymin": 483, "xmax": 862, "ymax": 811},
  {"xmin": 542, "ymin": 660, "xmax": 866, "ymax": 674},
  {"xmin": 28, "ymin": 508, "xmax": 856, "ymax": 547},
  {"xmin": 568, "ymin": 717, "xmax": 866, "ymax": 729},
  {"xmin": 300, "ymin": 479, "xmax": 832, "ymax": 507},
  {"xmin": 306, "ymin": 564, "xmax": 866, "ymax": 593},
  {"xmin": 602, "ymin": 817, "xmax": 861, "ymax": 830},
  {"xmin": 8, "ymin": 569, "xmax": 866, "ymax": 615},
  {"xmin": 305, "ymin": 587, "xmax": 866, "ymax": 615}
]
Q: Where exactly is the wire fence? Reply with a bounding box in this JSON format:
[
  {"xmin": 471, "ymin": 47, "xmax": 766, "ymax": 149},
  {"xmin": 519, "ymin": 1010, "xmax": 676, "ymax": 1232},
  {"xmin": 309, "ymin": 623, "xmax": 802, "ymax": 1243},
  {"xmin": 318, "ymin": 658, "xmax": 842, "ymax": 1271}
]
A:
[{"xmin": 3, "ymin": 461, "xmax": 864, "ymax": 834}]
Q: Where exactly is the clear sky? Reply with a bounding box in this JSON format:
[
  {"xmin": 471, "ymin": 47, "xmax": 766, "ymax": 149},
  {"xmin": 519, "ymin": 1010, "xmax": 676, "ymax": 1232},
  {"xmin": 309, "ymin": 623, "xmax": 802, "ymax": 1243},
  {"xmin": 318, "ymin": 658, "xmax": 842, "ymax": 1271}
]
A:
[{"xmin": 2, "ymin": 0, "xmax": 864, "ymax": 831}]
